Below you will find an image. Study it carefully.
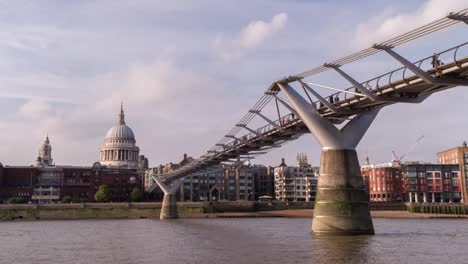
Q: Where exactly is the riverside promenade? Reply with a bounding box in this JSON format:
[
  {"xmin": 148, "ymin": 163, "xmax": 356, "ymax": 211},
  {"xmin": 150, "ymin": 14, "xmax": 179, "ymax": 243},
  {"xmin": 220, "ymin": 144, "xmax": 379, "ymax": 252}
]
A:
[{"xmin": 1, "ymin": 201, "xmax": 467, "ymax": 221}]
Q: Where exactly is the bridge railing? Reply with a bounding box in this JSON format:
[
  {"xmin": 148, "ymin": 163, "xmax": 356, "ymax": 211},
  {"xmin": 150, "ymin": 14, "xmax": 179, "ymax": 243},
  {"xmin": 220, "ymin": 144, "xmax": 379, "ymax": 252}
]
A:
[
  {"xmin": 217, "ymin": 112, "xmax": 298, "ymax": 151},
  {"xmin": 310, "ymin": 42, "xmax": 468, "ymax": 112}
]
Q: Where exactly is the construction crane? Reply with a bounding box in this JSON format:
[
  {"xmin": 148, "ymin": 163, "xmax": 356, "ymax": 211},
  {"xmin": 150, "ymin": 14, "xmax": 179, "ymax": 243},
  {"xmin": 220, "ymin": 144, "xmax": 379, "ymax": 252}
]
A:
[{"xmin": 392, "ymin": 134, "xmax": 425, "ymax": 163}]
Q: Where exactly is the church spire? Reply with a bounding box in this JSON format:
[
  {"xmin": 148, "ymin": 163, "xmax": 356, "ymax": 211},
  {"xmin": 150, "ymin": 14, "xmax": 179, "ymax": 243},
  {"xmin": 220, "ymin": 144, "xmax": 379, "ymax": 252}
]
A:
[{"xmin": 119, "ymin": 102, "xmax": 125, "ymax": 125}]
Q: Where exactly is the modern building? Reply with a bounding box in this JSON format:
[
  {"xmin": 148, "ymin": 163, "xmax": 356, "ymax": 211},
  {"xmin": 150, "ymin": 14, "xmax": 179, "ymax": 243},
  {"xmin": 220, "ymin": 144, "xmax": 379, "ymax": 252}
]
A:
[
  {"xmin": 224, "ymin": 160, "xmax": 255, "ymax": 201},
  {"xmin": 361, "ymin": 162, "xmax": 404, "ymax": 202},
  {"xmin": 361, "ymin": 161, "xmax": 462, "ymax": 203},
  {"xmin": 180, "ymin": 165, "xmax": 225, "ymax": 202},
  {"xmin": 0, "ymin": 104, "xmax": 147, "ymax": 203},
  {"xmin": 401, "ymin": 163, "xmax": 462, "ymax": 203},
  {"xmin": 252, "ymin": 164, "xmax": 275, "ymax": 200},
  {"xmin": 274, "ymin": 154, "xmax": 319, "ymax": 202},
  {"xmin": 437, "ymin": 141, "xmax": 468, "ymax": 203}
]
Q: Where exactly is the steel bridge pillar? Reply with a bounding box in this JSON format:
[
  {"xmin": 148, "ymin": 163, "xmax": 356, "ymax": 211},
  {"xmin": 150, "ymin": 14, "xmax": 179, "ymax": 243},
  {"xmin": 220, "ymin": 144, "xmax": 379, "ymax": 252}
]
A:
[
  {"xmin": 278, "ymin": 83, "xmax": 378, "ymax": 235},
  {"xmin": 152, "ymin": 176, "xmax": 184, "ymax": 220}
]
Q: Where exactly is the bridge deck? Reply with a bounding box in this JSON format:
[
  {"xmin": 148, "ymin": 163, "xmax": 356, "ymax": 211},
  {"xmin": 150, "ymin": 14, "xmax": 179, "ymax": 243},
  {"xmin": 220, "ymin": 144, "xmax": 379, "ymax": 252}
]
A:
[{"xmin": 153, "ymin": 50, "xmax": 468, "ymax": 184}]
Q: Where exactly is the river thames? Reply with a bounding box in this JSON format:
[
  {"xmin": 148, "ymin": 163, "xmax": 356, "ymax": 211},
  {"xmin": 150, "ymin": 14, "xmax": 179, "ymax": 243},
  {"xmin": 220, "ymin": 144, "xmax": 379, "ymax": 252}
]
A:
[{"xmin": 0, "ymin": 218, "xmax": 467, "ymax": 264}]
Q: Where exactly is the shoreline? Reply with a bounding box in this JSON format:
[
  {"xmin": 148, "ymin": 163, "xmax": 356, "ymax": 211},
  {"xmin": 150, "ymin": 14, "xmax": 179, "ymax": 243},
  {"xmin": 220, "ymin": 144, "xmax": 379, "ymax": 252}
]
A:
[
  {"xmin": 200, "ymin": 209, "xmax": 468, "ymax": 219},
  {"xmin": 2, "ymin": 207, "xmax": 468, "ymax": 221}
]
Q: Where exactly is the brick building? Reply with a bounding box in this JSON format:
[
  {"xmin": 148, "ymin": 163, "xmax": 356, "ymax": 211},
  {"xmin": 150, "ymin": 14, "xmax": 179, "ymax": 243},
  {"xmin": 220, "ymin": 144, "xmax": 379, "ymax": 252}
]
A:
[
  {"xmin": 437, "ymin": 141, "xmax": 468, "ymax": 203},
  {"xmin": 0, "ymin": 105, "xmax": 147, "ymax": 203},
  {"xmin": 361, "ymin": 162, "xmax": 404, "ymax": 202},
  {"xmin": 361, "ymin": 161, "xmax": 462, "ymax": 203},
  {"xmin": 401, "ymin": 163, "xmax": 462, "ymax": 203}
]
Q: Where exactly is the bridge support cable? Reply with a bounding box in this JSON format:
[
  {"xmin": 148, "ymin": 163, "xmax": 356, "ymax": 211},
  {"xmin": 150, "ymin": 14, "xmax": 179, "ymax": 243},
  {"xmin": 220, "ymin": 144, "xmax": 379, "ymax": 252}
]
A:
[
  {"xmin": 324, "ymin": 64, "xmax": 379, "ymax": 101},
  {"xmin": 301, "ymin": 81, "xmax": 366, "ymax": 97},
  {"xmin": 298, "ymin": 80, "xmax": 341, "ymax": 113},
  {"xmin": 270, "ymin": 94, "xmax": 299, "ymax": 117},
  {"xmin": 275, "ymin": 98, "xmax": 282, "ymax": 122},
  {"xmin": 374, "ymin": 45, "xmax": 468, "ymax": 87},
  {"xmin": 277, "ymin": 82, "xmax": 378, "ymax": 235},
  {"xmin": 236, "ymin": 124, "xmax": 264, "ymax": 138},
  {"xmin": 249, "ymin": 110, "xmax": 282, "ymax": 130},
  {"xmin": 295, "ymin": 7, "xmax": 468, "ymax": 79}
]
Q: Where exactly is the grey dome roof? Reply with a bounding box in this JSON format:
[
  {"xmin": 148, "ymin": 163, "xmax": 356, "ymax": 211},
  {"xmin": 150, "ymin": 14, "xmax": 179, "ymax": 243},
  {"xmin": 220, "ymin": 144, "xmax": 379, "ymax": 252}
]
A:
[
  {"xmin": 105, "ymin": 124, "xmax": 135, "ymax": 141},
  {"xmin": 104, "ymin": 103, "xmax": 135, "ymax": 141}
]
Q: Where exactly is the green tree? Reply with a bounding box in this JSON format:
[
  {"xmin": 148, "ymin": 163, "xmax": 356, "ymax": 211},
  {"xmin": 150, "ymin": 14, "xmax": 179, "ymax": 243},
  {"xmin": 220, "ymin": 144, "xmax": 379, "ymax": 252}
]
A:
[
  {"xmin": 94, "ymin": 185, "xmax": 111, "ymax": 202},
  {"xmin": 130, "ymin": 187, "xmax": 143, "ymax": 202},
  {"xmin": 7, "ymin": 197, "xmax": 26, "ymax": 204},
  {"xmin": 62, "ymin": 195, "xmax": 72, "ymax": 203}
]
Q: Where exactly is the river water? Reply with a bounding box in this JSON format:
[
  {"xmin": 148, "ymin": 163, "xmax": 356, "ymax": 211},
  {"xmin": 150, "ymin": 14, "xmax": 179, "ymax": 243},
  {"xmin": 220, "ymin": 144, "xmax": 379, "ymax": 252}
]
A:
[{"xmin": 0, "ymin": 218, "xmax": 467, "ymax": 264}]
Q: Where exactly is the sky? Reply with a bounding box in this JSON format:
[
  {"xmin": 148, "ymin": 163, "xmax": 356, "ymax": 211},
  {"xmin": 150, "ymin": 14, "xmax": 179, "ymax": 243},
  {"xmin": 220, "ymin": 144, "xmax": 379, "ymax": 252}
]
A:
[{"xmin": 0, "ymin": 0, "xmax": 467, "ymax": 167}]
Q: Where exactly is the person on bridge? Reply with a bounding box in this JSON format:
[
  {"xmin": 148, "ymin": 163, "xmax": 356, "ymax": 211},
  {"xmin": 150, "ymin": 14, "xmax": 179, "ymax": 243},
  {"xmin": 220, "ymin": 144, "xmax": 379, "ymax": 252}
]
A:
[{"xmin": 431, "ymin": 53, "xmax": 443, "ymax": 76}]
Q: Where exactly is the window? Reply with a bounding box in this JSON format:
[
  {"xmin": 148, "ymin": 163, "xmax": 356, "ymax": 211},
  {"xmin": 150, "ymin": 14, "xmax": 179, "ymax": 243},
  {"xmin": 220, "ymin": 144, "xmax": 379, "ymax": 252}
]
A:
[
  {"xmin": 426, "ymin": 172, "xmax": 433, "ymax": 178},
  {"xmin": 451, "ymin": 172, "xmax": 459, "ymax": 178},
  {"xmin": 453, "ymin": 179, "xmax": 459, "ymax": 185},
  {"xmin": 434, "ymin": 172, "xmax": 441, "ymax": 178}
]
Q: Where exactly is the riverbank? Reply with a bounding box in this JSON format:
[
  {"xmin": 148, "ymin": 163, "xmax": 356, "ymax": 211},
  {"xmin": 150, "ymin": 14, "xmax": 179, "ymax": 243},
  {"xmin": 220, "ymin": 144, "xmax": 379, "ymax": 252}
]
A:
[
  {"xmin": 208, "ymin": 209, "xmax": 468, "ymax": 219},
  {"xmin": 1, "ymin": 202, "xmax": 467, "ymax": 221}
]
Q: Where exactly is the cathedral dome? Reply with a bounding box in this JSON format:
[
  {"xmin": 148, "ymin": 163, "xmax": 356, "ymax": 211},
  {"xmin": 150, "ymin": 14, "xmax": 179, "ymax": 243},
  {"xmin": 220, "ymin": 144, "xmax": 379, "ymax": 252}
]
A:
[
  {"xmin": 99, "ymin": 103, "xmax": 140, "ymax": 169},
  {"xmin": 105, "ymin": 124, "xmax": 135, "ymax": 141}
]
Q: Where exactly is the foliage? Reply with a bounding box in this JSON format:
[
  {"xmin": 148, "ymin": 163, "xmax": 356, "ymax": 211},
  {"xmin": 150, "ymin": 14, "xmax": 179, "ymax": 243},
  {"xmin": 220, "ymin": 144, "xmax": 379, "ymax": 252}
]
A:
[
  {"xmin": 7, "ymin": 197, "xmax": 26, "ymax": 204},
  {"xmin": 130, "ymin": 187, "xmax": 143, "ymax": 202},
  {"xmin": 94, "ymin": 185, "xmax": 111, "ymax": 202},
  {"xmin": 62, "ymin": 195, "xmax": 73, "ymax": 203}
]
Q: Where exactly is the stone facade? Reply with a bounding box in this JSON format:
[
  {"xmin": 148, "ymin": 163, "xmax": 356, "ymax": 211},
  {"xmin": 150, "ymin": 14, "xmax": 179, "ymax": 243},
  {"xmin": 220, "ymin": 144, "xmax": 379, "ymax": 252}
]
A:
[{"xmin": 274, "ymin": 154, "xmax": 319, "ymax": 202}]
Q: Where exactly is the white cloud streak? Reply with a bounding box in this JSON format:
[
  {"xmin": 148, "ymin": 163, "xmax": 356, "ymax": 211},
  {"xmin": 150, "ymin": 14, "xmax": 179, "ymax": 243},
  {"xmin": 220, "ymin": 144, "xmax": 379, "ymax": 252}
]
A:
[
  {"xmin": 214, "ymin": 13, "xmax": 288, "ymax": 62},
  {"xmin": 351, "ymin": 0, "xmax": 468, "ymax": 48}
]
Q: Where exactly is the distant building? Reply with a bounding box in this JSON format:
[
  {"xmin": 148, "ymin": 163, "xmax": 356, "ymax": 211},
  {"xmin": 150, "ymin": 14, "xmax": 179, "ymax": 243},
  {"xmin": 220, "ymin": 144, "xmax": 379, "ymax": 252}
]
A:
[
  {"xmin": 361, "ymin": 161, "xmax": 463, "ymax": 203},
  {"xmin": 99, "ymin": 103, "xmax": 142, "ymax": 169},
  {"xmin": 36, "ymin": 135, "xmax": 53, "ymax": 166},
  {"xmin": 437, "ymin": 141, "xmax": 468, "ymax": 203},
  {"xmin": 224, "ymin": 160, "xmax": 254, "ymax": 201},
  {"xmin": 361, "ymin": 162, "xmax": 404, "ymax": 202},
  {"xmin": 0, "ymin": 104, "xmax": 147, "ymax": 203},
  {"xmin": 180, "ymin": 165, "xmax": 225, "ymax": 202},
  {"xmin": 401, "ymin": 163, "xmax": 462, "ymax": 203},
  {"xmin": 274, "ymin": 154, "xmax": 319, "ymax": 202},
  {"xmin": 252, "ymin": 164, "xmax": 275, "ymax": 200}
]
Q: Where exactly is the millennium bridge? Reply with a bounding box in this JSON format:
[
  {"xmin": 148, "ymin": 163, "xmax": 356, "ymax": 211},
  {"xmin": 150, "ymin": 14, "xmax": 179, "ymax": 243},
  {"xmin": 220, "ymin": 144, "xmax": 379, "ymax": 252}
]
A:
[{"xmin": 146, "ymin": 8, "xmax": 468, "ymax": 235}]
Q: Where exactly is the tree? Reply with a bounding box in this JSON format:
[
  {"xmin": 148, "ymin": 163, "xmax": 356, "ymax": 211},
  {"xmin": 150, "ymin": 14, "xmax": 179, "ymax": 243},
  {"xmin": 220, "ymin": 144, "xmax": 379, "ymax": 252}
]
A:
[
  {"xmin": 130, "ymin": 187, "xmax": 143, "ymax": 202},
  {"xmin": 94, "ymin": 185, "xmax": 111, "ymax": 202},
  {"xmin": 62, "ymin": 195, "xmax": 72, "ymax": 203},
  {"xmin": 7, "ymin": 197, "xmax": 26, "ymax": 204}
]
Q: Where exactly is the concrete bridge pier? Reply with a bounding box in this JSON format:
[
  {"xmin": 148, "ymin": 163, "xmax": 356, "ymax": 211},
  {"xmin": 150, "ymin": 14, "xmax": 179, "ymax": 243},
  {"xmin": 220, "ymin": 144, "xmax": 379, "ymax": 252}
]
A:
[
  {"xmin": 161, "ymin": 192, "xmax": 179, "ymax": 219},
  {"xmin": 152, "ymin": 176, "xmax": 184, "ymax": 220},
  {"xmin": 278, "ymin": 82, "xmax": 378, "ymax": 235}
]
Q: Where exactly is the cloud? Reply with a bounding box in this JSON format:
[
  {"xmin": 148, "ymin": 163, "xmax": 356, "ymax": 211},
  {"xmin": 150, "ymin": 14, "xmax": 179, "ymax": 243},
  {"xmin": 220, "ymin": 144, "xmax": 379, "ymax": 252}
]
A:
[
  {"xmin": 18, "ymin": 98, "xmax": 53, "ymax": 120},
  {"xmin": 351, "ymin": 0, "xmax": 468, "ymax": 48},
  {"xmin": 214, "ymin": 13, "xmax": 288, "ymax": 62}
]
